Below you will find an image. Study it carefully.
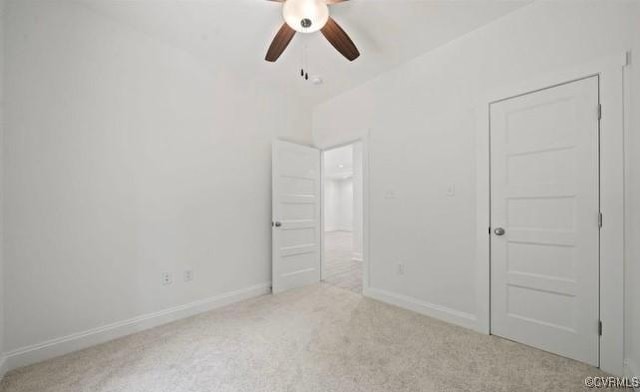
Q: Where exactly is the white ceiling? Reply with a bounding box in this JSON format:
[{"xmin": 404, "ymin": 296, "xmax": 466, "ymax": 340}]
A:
[
  {"xmin": 79, "ymin": 0, "xmax": 532, "ymax": 105},
  {"xmin": 324, "ymin": 144, "xmax": 353, "ymax": 179}
]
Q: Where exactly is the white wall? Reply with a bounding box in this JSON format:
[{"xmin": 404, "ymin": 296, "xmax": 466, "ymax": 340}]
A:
[
  {"xmin": 324, "ymin": 178, "xmax": 353, "ymax": 232},
  {"xmin": 626, "ymin": 3, "xmax": 640, "ymax": 380},
  {"xmin": 0, "ymin": 0, "xmax": 5, "ymax": 376},
  {"xmin": 323, "ymin": 144, "xmax": 354, "ymax": 233},
  {"xmin": 3, "ymin": 0, "xmax": 311, "ymax": 366},
  {"xmin": 313, "ymin": 0, "xmax": 639, "ymax": 374}
]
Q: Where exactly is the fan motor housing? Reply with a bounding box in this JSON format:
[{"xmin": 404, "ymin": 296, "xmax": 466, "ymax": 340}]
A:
[{"xmin": 282, "ymin": 0, "xmax": 329, "ymax": 33}]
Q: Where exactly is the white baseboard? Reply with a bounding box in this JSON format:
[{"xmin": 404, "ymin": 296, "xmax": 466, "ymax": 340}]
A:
[
  {"xmin": 363, "ymin": 287, "xmax": 477, "ymax": 331},
  {"xmin": 4, "ymin": 283, "xmax": 271, "ymax": 372},
  {"xmin": 625, "ymin": 359, "xmax": 640, "ymax": 391}
]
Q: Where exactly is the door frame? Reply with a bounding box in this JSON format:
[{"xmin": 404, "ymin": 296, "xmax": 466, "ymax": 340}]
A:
[
  {"xmin": 319, "ymin": 135, "xmax": 370, "ymax": 292},
  {"xmin": 475, "ymin": 52, "xmax": 628, "ymax": 375}
]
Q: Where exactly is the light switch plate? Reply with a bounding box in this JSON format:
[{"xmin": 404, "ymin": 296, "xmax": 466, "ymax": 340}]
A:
[{"xmin": 385, "ymin": 190, "xmax": 397, "ymax": 200}]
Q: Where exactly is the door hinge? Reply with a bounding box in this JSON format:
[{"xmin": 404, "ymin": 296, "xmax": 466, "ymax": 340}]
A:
[
  {"xmin": 599, "ymin": 320, "xmax": 603, "ymax": 336},
  {"xmin": 598, "ymin": 212, "xmax": 603, "ymax": 228},
  {"xmin": 488, "ymin": 227, "xmax": 491, "ymax": 235},
  {"xmin": 597, "ymin": 104, "xmax": 602, "ymax": 120}
]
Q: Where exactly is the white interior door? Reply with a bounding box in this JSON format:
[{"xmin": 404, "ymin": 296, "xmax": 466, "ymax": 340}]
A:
[
  {"xmin": 490, "ymin": 76, "xmax": 600, "ymax": 366},
  {"xmin": 272, "ymin": 140, "xmax": 321, "ymax": 294}
]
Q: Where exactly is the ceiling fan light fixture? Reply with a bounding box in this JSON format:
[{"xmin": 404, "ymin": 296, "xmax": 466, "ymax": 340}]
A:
[{"xmin": 282, "ymin": 0, "xmax": 329, "ymax": 34}]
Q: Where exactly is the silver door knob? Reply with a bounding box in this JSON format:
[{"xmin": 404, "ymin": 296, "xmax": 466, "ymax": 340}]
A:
[
  {"xmin": 494, "ymin": 227, "xmax": 505, "ymax": 236},
  {"xmin": 274, "ymin": 221, "xmax": 282, "ymax": 228}
]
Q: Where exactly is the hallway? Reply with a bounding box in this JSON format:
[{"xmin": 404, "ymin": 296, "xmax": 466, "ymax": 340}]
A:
[{"xmin": 323, "ymin": 231, "xmax": 362, "ymax": 293}]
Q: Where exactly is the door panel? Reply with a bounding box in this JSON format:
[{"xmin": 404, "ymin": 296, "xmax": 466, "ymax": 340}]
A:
[
  {"xmin": 490, "ymin": 77, "xmax": 600, "ymax": 366},
  {"xmin": 272, "ymin": 140, "xmax": 321, "ymax": 293}
]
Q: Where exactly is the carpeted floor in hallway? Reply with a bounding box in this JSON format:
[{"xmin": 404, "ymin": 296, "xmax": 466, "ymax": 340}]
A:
[{"xmin": 322, "ymin": 231, "xmax": 362, "ymax": 293}]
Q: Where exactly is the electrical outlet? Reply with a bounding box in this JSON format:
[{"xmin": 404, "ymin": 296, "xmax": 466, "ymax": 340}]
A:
[
  {"xmin": 446, "ymin": 183, "xmax": 456, "ymax": 197},
  {"xmin": 162, "ymin": 272, "xmax": 172, "ymax": 286},
  {"xmin": 184, "ymin": 269, "xmax": 193, "ymax": 282},
  {"xmin": 397, "ymin": 263, "xmax": 405, "ymax": 275}
]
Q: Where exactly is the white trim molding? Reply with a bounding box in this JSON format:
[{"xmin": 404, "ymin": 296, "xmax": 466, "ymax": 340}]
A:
[
  {"xmin": 624, "ymin": 359, "xmax": 640, "ymax": 392},
  {"xmin": 364, "ymin": 288, "xmax": 478, "ymax": 331},
  {"xmin": 475, "ymin": 52, "xmax": 628, "ymax": 375},
  {"xmin": 4, "ymin": 283, "xmax": 271, "ymax": 372}
]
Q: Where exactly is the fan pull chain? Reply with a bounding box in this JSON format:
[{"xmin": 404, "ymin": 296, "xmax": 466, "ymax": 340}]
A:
[
  {"xmin": 301, "ymin": 45, "xmax": 305, "ymax": 77},
  {"xmin": 299, "ymin": 45, "xmax": 311, "ymax": 81},
  {"xmin": 297, "ymin": 45, "xmax": 315, "ymax": 82}
]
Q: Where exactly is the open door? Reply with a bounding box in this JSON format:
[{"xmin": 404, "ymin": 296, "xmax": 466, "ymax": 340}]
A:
[{"xmin": 272, "ymin": 140, "xmax": 321, "ymax": 293}]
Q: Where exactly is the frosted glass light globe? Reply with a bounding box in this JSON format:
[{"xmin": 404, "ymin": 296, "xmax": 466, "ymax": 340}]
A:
[{"xmin": 282, "ymin": 0, "xmax": 329, "ymax": 34}]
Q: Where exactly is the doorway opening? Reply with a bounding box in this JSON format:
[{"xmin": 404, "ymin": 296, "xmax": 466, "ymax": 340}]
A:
[
  {"xmin": 475, "ymin": 54, "xmax": 627, "ymax": 374},
  {"xmin": 321, "ymin": 142, "xmax": 363, "ymax": 294}
]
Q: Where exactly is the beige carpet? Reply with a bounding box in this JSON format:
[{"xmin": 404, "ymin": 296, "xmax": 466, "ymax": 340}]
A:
[
  {"xmin": 323, "ymin": 231, "xmax": 362, "ymax": 293},
  {"xmin": 1, "ymin": 284, "xmax": 605, "ymax": 392}
]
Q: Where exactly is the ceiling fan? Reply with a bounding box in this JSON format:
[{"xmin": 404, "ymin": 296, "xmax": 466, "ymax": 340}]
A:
[{"xmin": 265, "ymin": 0, "xmax": 360, "ymax": 62}]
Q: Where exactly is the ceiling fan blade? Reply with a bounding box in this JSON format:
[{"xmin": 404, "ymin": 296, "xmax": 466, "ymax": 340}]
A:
[
  {"xmin": 320, "ymin": 17, "xmax": 360, "ymax": 61},
  {"xmin": 265, "ymin": 23, "xmax": 296, "ymax": 62}
]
